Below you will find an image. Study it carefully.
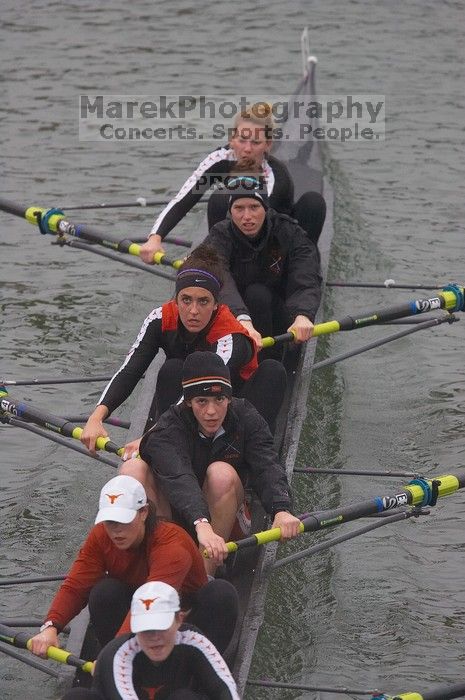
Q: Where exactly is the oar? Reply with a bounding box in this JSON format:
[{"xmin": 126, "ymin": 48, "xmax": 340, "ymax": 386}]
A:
[
  {"xmin": 222, "ymin": 469, "xmax": 465, "ymax": 554},
  {"xmin": 0, "ymin": 575, "xmax": 66, "ymax": 587},
  {"xmin": 248, "ymin": 679, "xmax": 465, "ymax": 699},
  {"xmin": 0, "ymin": 196, "xmax": 183, "ymax": 269},
  {"xmin": 327, "ymin": 279, "xmax": 445, "ymax": 291},
  {"xmin": 0, "ymin": 387, "xmax": 124, "ymax": 457},
  {"xmin": 0, "ymin": 622, "xmax": 94, "ymax": 673},
  {"xmin": 61, "ymin": 197, "xmax": 206, "ymax": 215},
  {"xmin": 388, "ymin": 682, "xmax": 465, "ymax": 699},
  {"xmin": 260, "ymin": 285, "xmax": 464, "ymax": 348},
  {"xmin": 295, "ymin": 467, "xmax": 422, "ymax": 478},
  {"xmin": 63, "ymin": 237, "xmax": 176, "ymax": 279},
  {"xmin": 1, "ymin": 414, "xmax": 120, "ymax": 468},
  {"xmin": 64, "ymin": 414, "xmax": 130, "ymax": 429},
  {"xmin": 0, "ymin": 641, "xmax": 60, "ymax": 677},
  {"xmin": 62, "ymin": 197, "xmax": 169, "ymax": 209},
  {"xmin": 131, "ymin": 235, "xmax": 192, "ymax": 248},
  {"xmin": 247, "ymin": 679, "xmax": 380, "ymax": 695},
  {"xmin": 0, "ymin": 374, "xmax": 114, "ymax": 386},
  {"xmin": 311, "ymin": 315, "xmax": 457, "ymax": 370}
]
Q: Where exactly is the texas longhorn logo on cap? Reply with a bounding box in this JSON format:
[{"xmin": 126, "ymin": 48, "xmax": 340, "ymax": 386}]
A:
[
  {"xmin": 130, "ymin": 582, "xmax": 181, "ymax": 634},
  {"xmin": 95, "ymin": 475, "xmax": 148, "ymax": 525},
  {"xmin": 106, "ymin": 493, "xmax": 123, "ymax": 504}
]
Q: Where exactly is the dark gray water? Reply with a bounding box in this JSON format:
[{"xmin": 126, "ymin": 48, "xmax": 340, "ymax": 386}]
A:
[{"xmin": 1, "ymin": 1, "xmax": 465, "ymax": 698}]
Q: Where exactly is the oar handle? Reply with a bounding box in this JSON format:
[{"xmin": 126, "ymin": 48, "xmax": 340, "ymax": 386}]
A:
[
  {"xmin": 0, "ymin": 388, "xmax": 124, "ymax": 457},
  {"xmin": 0, "ymin": 623, "xmax": 94, "ymax": 674},
  {"xmin": 152, "ymin": 250, "xmax": 183, "ymax": 269},
  {"xmin": 26, "ymin": 639, "xmax": 94, "ymax": 673},
  {"xmin": 261, "ymin": 331, "xmax": 296, "ymax": 348},
  {"xmin": 70, "ymin": 426, "xmax": 124, "ymax": 457},
  {"xmin": 202, "ymin": 521, "xmax": 306, "ymax": 557},
  {"xmin": 225, "ymin": 521, "xmax": 305, "ymax": 553},
  {"xmin": 125, "ymin": 244, "xmax": 183, "ymax": 269}
]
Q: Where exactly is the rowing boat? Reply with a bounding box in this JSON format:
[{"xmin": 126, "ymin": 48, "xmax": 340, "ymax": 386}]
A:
[
  {"xmin": 52, "ymin": 29, "xmax": 335, "ymax": 696},
  {"xmin": 43, "ymin": 28, "xmax": 334, "ymax": 696},
  {"xmin": 228, "ymin": 34, "xmax": 335, "ymax": 694}
]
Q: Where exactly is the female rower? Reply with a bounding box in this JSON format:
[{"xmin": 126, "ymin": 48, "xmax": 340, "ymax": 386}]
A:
[
  {"xmin": 139, "ymin": 104, "xmax": 326, "ymax": 262},
  {"xmin": 61, "ymin": 581, "xmax": 239, "ymax": 700},
  {"xmin": 81, "ymin": 245, "xmax": 286, "ymax": 455},
  {"xmin": 121, "ymin": 352, "xmax": 301, "ymax": 577},
  {"xmin": 30, "ymin": 475, "xmax": 237, "ymax": 657},
  {"xmin": 203, "ymin": 175, "xmax": 322, "ymax": 353}
]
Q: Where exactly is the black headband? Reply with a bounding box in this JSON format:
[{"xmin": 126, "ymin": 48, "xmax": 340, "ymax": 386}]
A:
[
  {"xmin": 226, "ymin": 176, "xmax": 269, "ymax": 211},
  {"xmin": 175, "ymin": 268, "xmax": 222, "ymax": 299}
]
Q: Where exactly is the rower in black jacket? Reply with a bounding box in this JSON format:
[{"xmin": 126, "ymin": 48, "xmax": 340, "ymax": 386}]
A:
[
  {"xmin": 80, "ymin": 246, "xmax": 287, "ymax": 468},
  {"xmin": 203, "ymin": 175, "xmax": 322, "ymax": 355},
  {"xmin": 130, "ymin": 352, "xmax": 301, "ymax": 577},
  {"xmin": 139, "ymin": 105, "xmax": 326, "ymax": 262}
]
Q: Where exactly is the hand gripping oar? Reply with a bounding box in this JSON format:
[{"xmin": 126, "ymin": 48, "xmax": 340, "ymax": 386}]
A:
[
  {"xmin": 0, "ymin": 623, "xmax": 94, "ymax": 673},
  {"xmin": 219, "ymin": 469, "xmax": 465, "ymax": 555},
  {"xmin": 260, "ymin": 285, "xmax": 465, "ymax": 348},
  {"xmin": 0, "ymin": 386, "xmax": 124, "ymax": 458},
  {"xmin": 0, "ymin": 196, "xmax": 184, "ymax": 269}
]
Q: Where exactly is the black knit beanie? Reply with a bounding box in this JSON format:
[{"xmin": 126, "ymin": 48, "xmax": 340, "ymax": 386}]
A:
[{"xmin": 182, "ymin": 351, "xmax": 232, "ymax": 400}]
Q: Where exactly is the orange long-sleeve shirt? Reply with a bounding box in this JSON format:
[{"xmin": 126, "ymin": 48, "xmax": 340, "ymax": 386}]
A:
[{"xmin": 46, "ymin": 520, "xmax": 207, "ymax": 633}]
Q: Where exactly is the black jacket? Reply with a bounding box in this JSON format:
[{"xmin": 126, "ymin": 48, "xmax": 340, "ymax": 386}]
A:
[
  {"xmin": 204, "ymin": 208, "xmax": 322, "ymax": 321},
  {"xmin": 139, "ymin": 397, "xmax": 292, "ymax": 527}
]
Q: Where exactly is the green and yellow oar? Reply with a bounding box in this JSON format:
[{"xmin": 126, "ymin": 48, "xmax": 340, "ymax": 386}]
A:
[
  {"xmin": 380, "ymin": 681, "xmax": 465, "ymax": 699},
  {"xmin": 0, "ymin": 196, "xmax": 183, "ymax": 269},
  {"xmin": 0, "ymin": 623, "xmax": 94, "ymax": 674},
  {"xmin": 0, "ymin": 386, "xmax": 124, "ymax": 457},
  {"xmin": 261, "ymin": 284, "xmax": 465, "ymax": 348},
  {"xmin": 221, "ymin": 469, "xmax": 465, "ymax": 555}
]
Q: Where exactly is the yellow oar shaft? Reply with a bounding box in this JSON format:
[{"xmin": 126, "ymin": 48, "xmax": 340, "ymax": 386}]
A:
[
  {"xmin": 0, "ymin": 388, "xmax": 124, "ymax": 457},
  {"xmin": 223, "ymin": 470, "xmax": 465, "ymax": 555},
  {"xmin": 260, "ymin": 288, "xmax": 464, "ymax": 349},
  {"xmin": 23, "ymin": 202, "xmax": 183, "ymax": 269},
  {"xmin": 0, "ymin": 623, "xmax": 94, "ymax": 674},
  {"xmin": 25, "ymin": 639, "xmax": 94, "ymax": 673}
]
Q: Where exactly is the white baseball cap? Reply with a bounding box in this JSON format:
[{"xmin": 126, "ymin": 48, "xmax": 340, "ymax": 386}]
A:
[
  {"xmin": 95, "ymin": 475, "xmax": 147, "ymax": 524},
  {"xmin": 131, "ymin": 581, "xmax": 181, "ymax": 633}
]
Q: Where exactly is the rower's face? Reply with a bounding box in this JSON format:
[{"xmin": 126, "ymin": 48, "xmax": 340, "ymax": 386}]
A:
[
  {"xmin": 103, "ymin": 507, "xmax": 147, "ymax": 550},
  {"xmin": 176, "ymin": 287, "xmax": 217, "ymax": 333},
  {"xmin": 187, "ymin": 395, "xmax": 231, "ymax": 436},
  {"xmin": 137, "ymin": 614, "xmax": 184, "ymax": 662},
  {"xmin": 230, "ymin": 199, "xmax": 266, "ymax": 238},
  {"xmin": 230, "ymin": 121, "xmax": 271, "ymax": 166}
]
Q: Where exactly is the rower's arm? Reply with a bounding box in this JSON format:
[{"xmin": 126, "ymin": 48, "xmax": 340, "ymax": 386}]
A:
[
  {"xmin": 285, "ymin": 227, "xmax": 322, "ymax": 322},
  {"xmin": 243, "ymin": 405, "xmax": 293, "ymax": 516},
  {"xmin": 81, "ymin": 405, "xmax": 109, "ymax": 452},
  {"xmin": 44, "ymin": 527, "xmax": 108, "ymax": 634},
  {"xmin": 140, "ymin": 417, "xmax": 210, "ymax": 525},
  {"xmin": 203, "ymin": 227, "xmax": 249, "ymax": 317},
  {"xmin": 267, "ymin": 154, "xmax": 294, "ymax": 214},
  {"xmin": 149, "ymin": 149, "xmax": 231, "ymax": 239},
  {"xmin": 186, "ymin": 638, "xmax": 240, "ymax": 700},
  {"xmin": 97, "ymin": 307, "xmax": 163, "ymax": 416}
]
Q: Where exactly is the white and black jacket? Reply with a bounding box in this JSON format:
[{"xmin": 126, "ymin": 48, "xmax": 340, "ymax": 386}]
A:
[
  {"xmin": 92, "ymin": 626, "xmax": 240, "ymax": 699},
  {"xmin": 150, "ymin": 145, "xmax": 294, "ymax": 239}
]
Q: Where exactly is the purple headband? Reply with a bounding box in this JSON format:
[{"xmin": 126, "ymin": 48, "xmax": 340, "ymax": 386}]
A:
[{"xmin": 176, "ymin": 268, "xmax": 222, "ymax": 299}]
